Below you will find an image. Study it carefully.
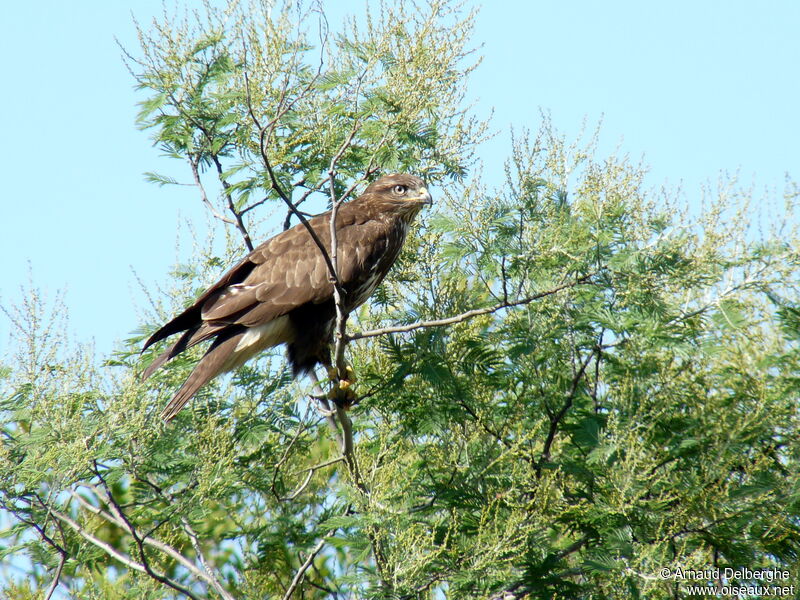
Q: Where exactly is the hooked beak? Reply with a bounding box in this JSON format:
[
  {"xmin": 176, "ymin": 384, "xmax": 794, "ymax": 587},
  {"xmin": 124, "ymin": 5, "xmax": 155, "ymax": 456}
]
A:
[{"xmin": 415, "ymin": 187, "xmax": 433, "ymax": 205}]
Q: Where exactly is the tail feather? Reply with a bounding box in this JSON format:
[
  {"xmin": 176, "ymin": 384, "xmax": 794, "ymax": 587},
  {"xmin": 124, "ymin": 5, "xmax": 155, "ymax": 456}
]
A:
[
  {"xmin": 142, "ymin": 308, "xmax": 201, "ymax": 353},
  {"xmin": 141, "ymin": 344, "xmax": 177, "ymax": 381},
  {"xmin": 160, "ymin": 332, "xmax": 244, "ymax": 421},
  {"xmin": 141, "ymin": 323, "xmax": 232, "ymax": 380}
]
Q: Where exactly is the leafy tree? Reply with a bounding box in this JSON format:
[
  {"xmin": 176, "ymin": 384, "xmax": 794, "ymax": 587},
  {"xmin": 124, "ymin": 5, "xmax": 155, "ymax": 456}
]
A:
[{"xmin": 2, "ymin": 1, "xmax": 799, "ymax": 599}]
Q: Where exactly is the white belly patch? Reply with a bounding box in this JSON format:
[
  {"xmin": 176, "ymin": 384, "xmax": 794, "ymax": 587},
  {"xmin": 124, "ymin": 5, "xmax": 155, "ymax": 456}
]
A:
[
  {"xmin": 224, "ymin": 315, "xmax": 293, "ymax": 371},
  {"xmin": 235, "ymin": 315, "xmax": 293, "ymax": 352}
]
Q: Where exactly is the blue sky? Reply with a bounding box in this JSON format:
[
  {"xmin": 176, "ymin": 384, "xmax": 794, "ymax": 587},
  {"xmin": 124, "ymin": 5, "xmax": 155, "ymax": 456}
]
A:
[{"xmin": 1, "ymin": 1, "xmax": 798, "ymax": 359}]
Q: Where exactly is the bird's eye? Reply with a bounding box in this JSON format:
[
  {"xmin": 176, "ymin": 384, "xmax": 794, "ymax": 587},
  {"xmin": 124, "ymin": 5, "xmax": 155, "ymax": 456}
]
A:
[{"xmin": 393, "ymin": 185, "xmax": 407, "ymax": 194}]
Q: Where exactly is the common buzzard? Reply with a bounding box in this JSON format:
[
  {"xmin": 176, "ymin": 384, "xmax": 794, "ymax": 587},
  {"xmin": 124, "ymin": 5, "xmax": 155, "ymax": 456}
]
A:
[{"xmin": 142, "ymin": 173, "xmax": 432, "ymax": 420}]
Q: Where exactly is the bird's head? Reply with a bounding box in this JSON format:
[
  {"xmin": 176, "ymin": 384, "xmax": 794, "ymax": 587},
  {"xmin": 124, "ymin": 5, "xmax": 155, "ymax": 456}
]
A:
[{"xmin": 361, "ymin": 173, "xmax": 432, "ymax": 216}]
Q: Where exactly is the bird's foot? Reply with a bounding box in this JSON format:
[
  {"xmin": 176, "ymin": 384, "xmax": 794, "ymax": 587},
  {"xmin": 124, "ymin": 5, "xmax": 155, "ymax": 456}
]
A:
[
  {"xmin": 327, "ymin": 365, "xmax": 358, "ymax": 408},
  {"xmin": 311, "ymin": 395, "xmax": 337, "ymax": 417}
]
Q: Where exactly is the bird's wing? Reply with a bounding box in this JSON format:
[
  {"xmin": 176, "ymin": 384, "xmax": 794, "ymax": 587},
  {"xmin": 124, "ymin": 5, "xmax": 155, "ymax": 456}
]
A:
[
  {"xmin": 200, "ymin": 220, "xmax": 336, "ymax": 327},
  {"xmin": 143, "ymin": 206, "xmax": 387, "ymax": 354}
]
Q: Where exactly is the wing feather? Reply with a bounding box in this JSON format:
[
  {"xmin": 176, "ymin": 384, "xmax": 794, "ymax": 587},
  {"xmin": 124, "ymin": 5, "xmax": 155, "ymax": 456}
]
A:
[
  {"xmin": 142, "ymin": 199, "xmax": 398, "ymax": 402},
  {"xmin": 142, "ymin": 173, "xmax": 429, "ymax": 422},
  {"xmin": 159, "ymin": 331, "xmax": 245, "ymax": 421}
]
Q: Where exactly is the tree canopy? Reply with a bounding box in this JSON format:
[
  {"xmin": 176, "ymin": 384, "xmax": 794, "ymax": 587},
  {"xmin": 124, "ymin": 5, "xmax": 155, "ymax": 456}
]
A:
[{"xmin": 2, "ymin": 1, "xmax": 799, "ymax": 599}]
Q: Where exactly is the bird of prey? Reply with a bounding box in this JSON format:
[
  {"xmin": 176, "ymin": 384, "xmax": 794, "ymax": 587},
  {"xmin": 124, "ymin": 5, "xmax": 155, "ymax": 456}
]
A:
[{"xmin": 142, "ymin": 173, "xmax": 432, "ymax": 421}]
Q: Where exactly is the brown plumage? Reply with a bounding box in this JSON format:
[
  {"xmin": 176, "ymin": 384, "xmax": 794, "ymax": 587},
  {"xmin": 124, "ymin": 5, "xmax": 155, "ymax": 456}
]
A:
[{"xmin": 141, "ymin": 173, "xmax": 432, "ymax": 420}]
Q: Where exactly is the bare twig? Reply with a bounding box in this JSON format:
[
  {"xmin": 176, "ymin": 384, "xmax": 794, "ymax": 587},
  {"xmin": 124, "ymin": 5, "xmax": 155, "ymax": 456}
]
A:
[
  {"xmin": 132, "ymin": 475, "xmax": 239, "ymax": 598},
  {"xmin": 282, "ymin": 456, "xmax": 346, "ymax": 501},
  {"xmin": 282, "ymin": 534, "xmax": 331, "ymax": 600},
  {"xmin": 44, "ymin": 551, "xmax": 66, "ymax": 600},
  {"xmin": 73, "ymin": 485, "xmax": 212, "ymax": 587},
  {"xmin": 180, "ymin": 516, "xmax": 235, "ymax": 600},
  {"xmin": 271, "ymin": 403, "xmax": 315, "ymax": 499},
  {"xmin": 240, "ymin": 195, "xmax": 269, "ymax": 215},
  {"xmin": 153, "ymin": 57, "xmax": 256, "ymax": 250},
  {"xmin": 4, "ymin": 501, "xmax": 68, "ymax": 600},
  {"xmin": 335, "ymin": 405, "xmax": 364, "ymax": 489},
  {"xmin": 270, "ymin": 401, "xmax": 346, "ymax": 501},
  {"xmin": 189, "ymin": 156, "xmax": 236, "ymax": 226},
  {"xmin": 211, "ymin": 154, "xmax": 254, "ymax": 251},
  {"xmin": 327, "ymin": 118, "xmax": 363, "ymax": 380},
  {"xmin": 87, "ymin": 465, "xmax": 228, "ymax": 599},
  {"xmin": 103, "ymin": 493, "xmax": 196, "ymax": 598},
  {"xmin": 47, "ymin": 507, "xmax": 148, "ymax": 574},
  {"xmin": 307, "ymin": 369, "xmax": 346, "ymax": 451},
  {"xmin": 348, "ymin": 274, "xmax": 596, "ymax": 341},
  {"xmin": 539, "ymin": 349, "xmax": 597, "ymax": 468},
  {"xmin": 247, "ymin": 106, "xmax": 339, "ymax": 287},
  {"xmin": 243, "ymin": 65, "xmax": 366, "ymax": 491}
]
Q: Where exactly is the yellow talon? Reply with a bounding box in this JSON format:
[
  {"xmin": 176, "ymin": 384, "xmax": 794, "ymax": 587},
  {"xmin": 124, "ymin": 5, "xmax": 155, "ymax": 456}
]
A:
[
  {"xmin": 325, "ymin": 364, "xmax": 358, "ymax": 406},
  {"xmin": 327, "ymin": 364, "xmax": 357, "ymax": 384}
]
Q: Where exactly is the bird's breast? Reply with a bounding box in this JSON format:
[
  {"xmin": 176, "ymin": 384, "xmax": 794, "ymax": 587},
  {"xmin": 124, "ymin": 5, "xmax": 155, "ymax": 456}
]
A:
[{"xmin": 343, "ymin": 219, "xmax": 410, "ymax": 311}]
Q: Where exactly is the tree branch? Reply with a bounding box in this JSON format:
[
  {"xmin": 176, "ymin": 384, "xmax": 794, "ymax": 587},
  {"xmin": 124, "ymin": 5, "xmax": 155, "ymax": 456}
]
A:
[
  {"xmin": 282, "ymin": 456, "xmax": 346, "ymax": 502},
  {"xmin": 44, "ymin": 551, "xmax": 66, "ymax": 600},
  {"xmin": 74, "ymin": 484, "xmax": 213, "ymax": 588},
  {"xmin": 211, "ymin": 154, "xmax": 254, "ymax": 251},
  {"xmin": 188, "ymin": 155, "xmax": 236, "ymax": 227},
  {"xmin": 4, "ymin": 499, "xmax": 68, "ymax": 600},
  {"xmin": 348, "ymin": 274, "xmax": 596, "ymax": 341},
  {"xmin": 282, "ymin": 533, "xmax": 331, "ymax": 600},
  {"xmin": 326, "ymin": 111, "xmax": 363, "ymax": 382},
  {"xmin": 244, "ymin": 63, "xmax": 369, "ymax": 498},
  {"xmin": 47, "ymin": 506, "xmax": 148, "ymax": 576},
  {"xmin": 538, "ymin": 349, "xmax": 597, "ymax": 470},
  {"xmin": 246, "ymin": 100, "xmax": 339, "ymax": 288},
  {"xmin": 87, "ymin": 464, "xmax": 231, "ymax": 600},
  {"xmin": 179, "ymin": 515, "xmax": 235, "ymax": 600}
]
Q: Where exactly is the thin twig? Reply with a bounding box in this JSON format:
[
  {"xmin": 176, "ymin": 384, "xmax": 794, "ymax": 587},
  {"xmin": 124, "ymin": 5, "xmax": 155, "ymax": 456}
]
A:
[
  {"xmin": 240, "ymin": 196, "xmax": 269, "ymax": 215},
  {"xmin": 283, "ymin": 456, "xmax": 346, "ymax": 501},
  {"xmin": 189, "ymin": 156, "xmax": 236, "ymax": 226},
  {"xmin": 253, "ymin": 123, "xmax": 339, "ymax": 287},
  {"xmin": 180, "ymin": 516, "xmax": 236, "ymax": 600},
  {"xmin": 348, "ymin": 274, "xmax": 596, "ymax": 341},
  {"xmin": 282, "ymin": 534, "xmax": 331, "ymax": 600},
  {"xmin": 211, "ymin": 154, "xmax": 254, "ymax": 251},
  {"xmin": 153, "ymin": 57, "xmax": 255, "ymax": 250},
  {"xmin": 307, "ymin": 370, "xmax": 345, "ymax": 451},
  {"xmin": 4, "ymin": 501, "xmax": 67, "ymax": 600},
  {"xmin": 271, "ymin": 403, "xmax": 315, "ymax": 499},
  {"xmin": 539, "ymin": 349, "xmax": 597, "ymax": 468},
  {"xmin": 47, "ymin": 507, "xmax": 147, "ymax": 574},
  {"xmin": 75, "ymin": 485, "xmax": 212, "ymax": 586},
  {"xmin": 132, "ymin": 475, "xmax": 238, "ymax": 598},
  {"xmin": 44, "ymin": 551, "xmax": 66, "ymax": 600},
  {"xmin": 244, "ymin": 65, "xmax": 364, "ymax": 489},
  {"xmin": 335, "ymin": 405, "xmax": 365, "ymax": 490},
  {"xmin": 327, "ymin": 115, "xmax": 363, "ymax": 381},
  {"xmin": 88, "ymin": 466, "xmax": 219, "ymax": 599}
]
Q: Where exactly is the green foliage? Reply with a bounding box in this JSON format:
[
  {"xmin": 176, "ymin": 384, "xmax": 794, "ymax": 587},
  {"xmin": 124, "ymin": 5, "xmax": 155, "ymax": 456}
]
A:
[
  {"xmin": 128, "ymin": 0, "xmax": 483, "ymax": 239},
  {"xmin": 3, "ymin": 1, "xmax": 800, "ymax": 599}
]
